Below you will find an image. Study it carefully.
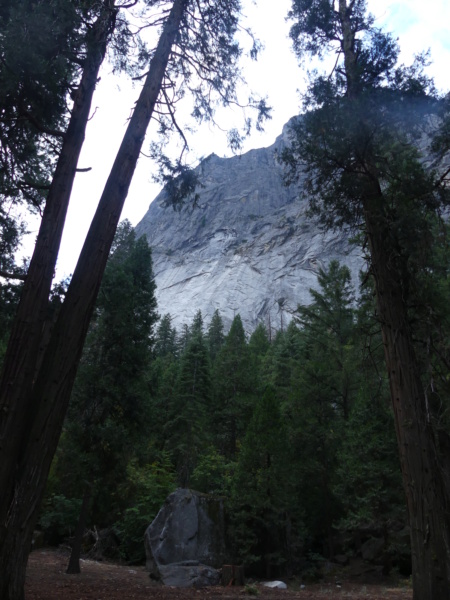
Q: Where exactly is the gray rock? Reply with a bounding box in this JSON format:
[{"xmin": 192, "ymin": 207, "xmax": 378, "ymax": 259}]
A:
[
  {"xmin": 135, "ymin": 120, "xmax": 363, "ymax": 333},
  {"xmin": 158, "ymin": 562, "xmax": 220, "ymax": 587},
  {"xmin": 144, "ymin": 488, "xmax": 227, "ymax": 587}
]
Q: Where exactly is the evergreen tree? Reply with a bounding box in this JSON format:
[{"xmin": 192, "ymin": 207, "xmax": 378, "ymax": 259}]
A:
[
  {"xmin": 56, "ymin": 222, "xmax": 158, "ymax": 573},
  {"xmin": 231, "ymin": 386, "xmax": 294, "ymax": 577},
  {"xmin": 212, "ymin": 314, "xmax": 255, "ymax": 458},
  {"xmin": 166, "ymin": 327, "xmax": 212, "ymax": 487},
  {"xmin": 265, "ymin": 321, "xmax": 303, "ymax": 407},
  {"xmin": 0, "ymin": 0, "xmax": 84, "ymax": 233},
  {"xmin": 177, "ymin": 323, "xmax": 191, "ymax": 354},
  {"xmin": 280, "ymin": 262, "xmax": 358, "ymax": 557},
  {"xmin": 207, "ymin": 309, "xmax": 225, "ymax": 363},
  {"xmin": 150, "ymin": 313, "xmax": 179, "ymax": 445},
  {"xmin": 285, "ymin": 2, "xmax": 450, "ymax": 593},
  {"xmin": 190, "ymin": 309, "xmax": 204, "ymax": 339},
  {"xmin": 336, "ymin": 389, "xmax": 406, "ymax": 572},
  {"xmin": 248, "ymin": 322, "xmax": 271, "ymax": 393},
  {"xmin": 154, "ymin": 314, "xmax": 178, "ymax": 359},
  {"xmin": 297, "ymin": 261, "xmax": 356, "ymax": 419}
]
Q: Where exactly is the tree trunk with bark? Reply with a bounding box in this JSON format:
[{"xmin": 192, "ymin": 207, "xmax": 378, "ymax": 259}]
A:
[
  {"xmin": 66, "ymin": 488, "xmax": 91, "ymax": 575},
  {"xmin": 364, "ymin": 201, "xmax": 450, "ymax": 598},
  {"xmin": 0, "ymin": 1, "xmax": 187, "ymax": 598},
  {"xmin": 335, "ymin": 2, "xmax": 450, "ymax": 594}
]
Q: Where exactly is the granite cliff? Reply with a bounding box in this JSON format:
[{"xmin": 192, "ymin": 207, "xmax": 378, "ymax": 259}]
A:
[{"xmin": 135, "ymin": 123, "xmax": 363, "ymax": 333}]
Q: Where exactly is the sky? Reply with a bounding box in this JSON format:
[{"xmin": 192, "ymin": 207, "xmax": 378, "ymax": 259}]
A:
[{"xmin": 21, "ymin": 0, "xmax": 450, "ymax": 279}]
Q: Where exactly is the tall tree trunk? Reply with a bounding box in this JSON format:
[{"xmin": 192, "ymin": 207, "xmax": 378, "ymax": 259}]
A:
[
  {"xmin": 0, "ymin": 0, "xmax": 117, "ymax": 564},
  {"xmin": 335, "ymin": 2, "xmax": 450, "ymax": 594},
  {"xmin": 364, "ymin": 201, "xmax": 450, "ymax": 599},
  {"xmin": 0, "ymin": 2, "xmax": 187, "ymax": 598}
]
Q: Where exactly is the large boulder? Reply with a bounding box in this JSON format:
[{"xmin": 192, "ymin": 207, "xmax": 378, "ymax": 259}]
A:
[{"xmin": 145, "ymin": 488, "xmax": 228, "ymax": 587}]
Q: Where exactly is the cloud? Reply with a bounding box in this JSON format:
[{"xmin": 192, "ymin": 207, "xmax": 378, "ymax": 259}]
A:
[{"xmin": 368, "ymin": 0, "xmax": 450, "ymax": 92}]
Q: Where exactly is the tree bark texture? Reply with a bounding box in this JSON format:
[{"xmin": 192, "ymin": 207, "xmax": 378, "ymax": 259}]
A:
[
  {"xmin": 0, "ymin": 1, "xmax": 187, "ymax": 598},
  {"xmin": 365, "ymin": 202, "xmax": 450, "ymax": 599}
]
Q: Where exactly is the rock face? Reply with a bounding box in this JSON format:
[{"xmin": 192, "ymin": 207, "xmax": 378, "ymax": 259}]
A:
[
  {"xmin": 144, "ymin": 488, "xmax": 227, "ymax": 587},
  {"xmin": 136, "ymin": 121, "xmax": 363, "ymax": 333}
]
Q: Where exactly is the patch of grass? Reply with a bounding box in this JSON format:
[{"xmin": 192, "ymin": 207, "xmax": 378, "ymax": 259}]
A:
[{"xmin": 243, "ymin": 583, "xmax": 259, "ymax": 595}]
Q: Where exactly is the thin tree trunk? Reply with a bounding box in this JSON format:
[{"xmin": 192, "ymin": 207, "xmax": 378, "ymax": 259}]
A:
[
  {"xmin": 0, "ymin": 2, "xmax": 187, "ymax": 598},
  {"xmin": 0, "ymin": 0, "xmax": 117, "ymax": 564},
  {"xmin": 365, "ymin": 202, "xmax": 450, "ymax": 599},
  {"xmin": 66, "ymin": 487, "xmax": 91, "ymax": 574}
]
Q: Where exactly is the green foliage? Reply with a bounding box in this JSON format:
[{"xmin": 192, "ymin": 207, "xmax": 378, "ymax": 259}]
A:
[
  {"xmin": 0, "ymin": 0, "xmax": 79, "ymax": 206},
  {"xmin": 0, "ymin": 0, "xmax": 122, "ymax": 276},
  {"xmin": 230, "ymin": 386, "xmax": 294, "ymax": 576},
  {"xmin": 212, "ymin": 315, "xmax": 256, "ymax": 458},
  {"xmin": 264, "ymin": 321, "xmax": 302, "ymax": 405},
  {"xmin": 39, "ymin": 494, "xmax": 82, "ymax": 543},
  {"xmin": 165, "ymin": 329, "xmax": 212, "ymax": 486},
  {"xmin": 207, "ymin": 309, "xmax": 225, "ymax": 364},
  {"xmin": 116, "ymin": 454, "xmax": 176, "ymax": 564},
  {"xmin": 47, "ymin": 281, "xmax": 410, "ymax": 573},
  {"xmin": 190, "ymin": 447, "xmax": 234, "ymax": 496},
  {"xmin": 281, "ymin": 262, "xmax": 359, "ymax": 555},
  {"xmin": 243, "ymin": 583, "xmax": 259, "ymax": 596},
  {"xmin": 248, "ymin": 323, "xmax": 271, "ymax": 392},
  {"xmin": 52, "ymin": 221, "xmax": 158, "ymax": 530},
  {"xmin": 155, "ymin": 314, "xmax": 178, "ymax": 359},
  {"xmin": 336, "ymin": 390, "xmax": 404, "ymax": 533}
]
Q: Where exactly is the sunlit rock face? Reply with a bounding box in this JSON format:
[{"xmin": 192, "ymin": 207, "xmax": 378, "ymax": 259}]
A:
[{"xmin": 135, "ymin": 123, "xmax": 363, "ymax": 333}]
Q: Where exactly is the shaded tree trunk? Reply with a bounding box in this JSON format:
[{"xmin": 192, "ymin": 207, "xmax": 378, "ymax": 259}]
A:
[
  {"xmin": 0, "ymin": 1, "xmax": 187, "ymax": 598},
  {"xmin": 66, "ymin": 488, "xmax": 91, "ymax": 575},
  {"xmin": 365, "ymin": 202, "xmax": 450, "ymax": 598}
]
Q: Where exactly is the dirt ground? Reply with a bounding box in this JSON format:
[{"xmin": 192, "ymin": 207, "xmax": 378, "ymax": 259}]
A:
[{"xmin": 25, "ymin": 549, "xmax": 412, "ymax": 600}]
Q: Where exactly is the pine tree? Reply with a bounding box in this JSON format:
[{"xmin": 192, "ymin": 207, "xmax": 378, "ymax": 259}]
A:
[
  {"xmin": 155, "ymin": 314, "xmax": 178, "ymax": 359},
  {"xmin": 231, "ymin": 386, "xmax": 293, "ymax": 578},
  {"xmin": 336, "ymin": 388, "xmax": 406, "ymax": 573},
  {"xmin": 279, "ymin": 262, "xmax": 358, "ymax": 557},
  {"xmin": 265, "ymin": 321, "xmax": 303, "ymax": 407},
  {"xmin": 58, "ymin": 221, "xmax": 158, "ymax": 573},
  {"xmin": 297, "ymin": 261, "xmax": 356, "ymax": 419},
  {"xmin": 206, "ymin": 309, "xmax": 225, "ymax": 364},
  {"xmin": 248, "ymin": 322, "xmax": 271, "ymax": 393},
  {"xmin": 190, "ymin": 309, "xmax": 204, "ymax": 339},
  {"xmin": 212, "ymin": 315, "xmax": 255, "ymax": 458},
  {"xmin": 166, "ymin": 327, "xmax": 212, "ymax": 487}
]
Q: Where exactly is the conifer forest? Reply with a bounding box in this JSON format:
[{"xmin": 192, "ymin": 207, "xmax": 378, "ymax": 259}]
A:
[{"xmin": 1, "ymin": 1, "xmax": 450, "ymax": 599}]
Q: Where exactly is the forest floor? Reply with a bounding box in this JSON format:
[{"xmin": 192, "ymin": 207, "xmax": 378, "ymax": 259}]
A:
[{"xmin": 25, "ymin": 549, "xmax": 412, "ymax": 600}]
